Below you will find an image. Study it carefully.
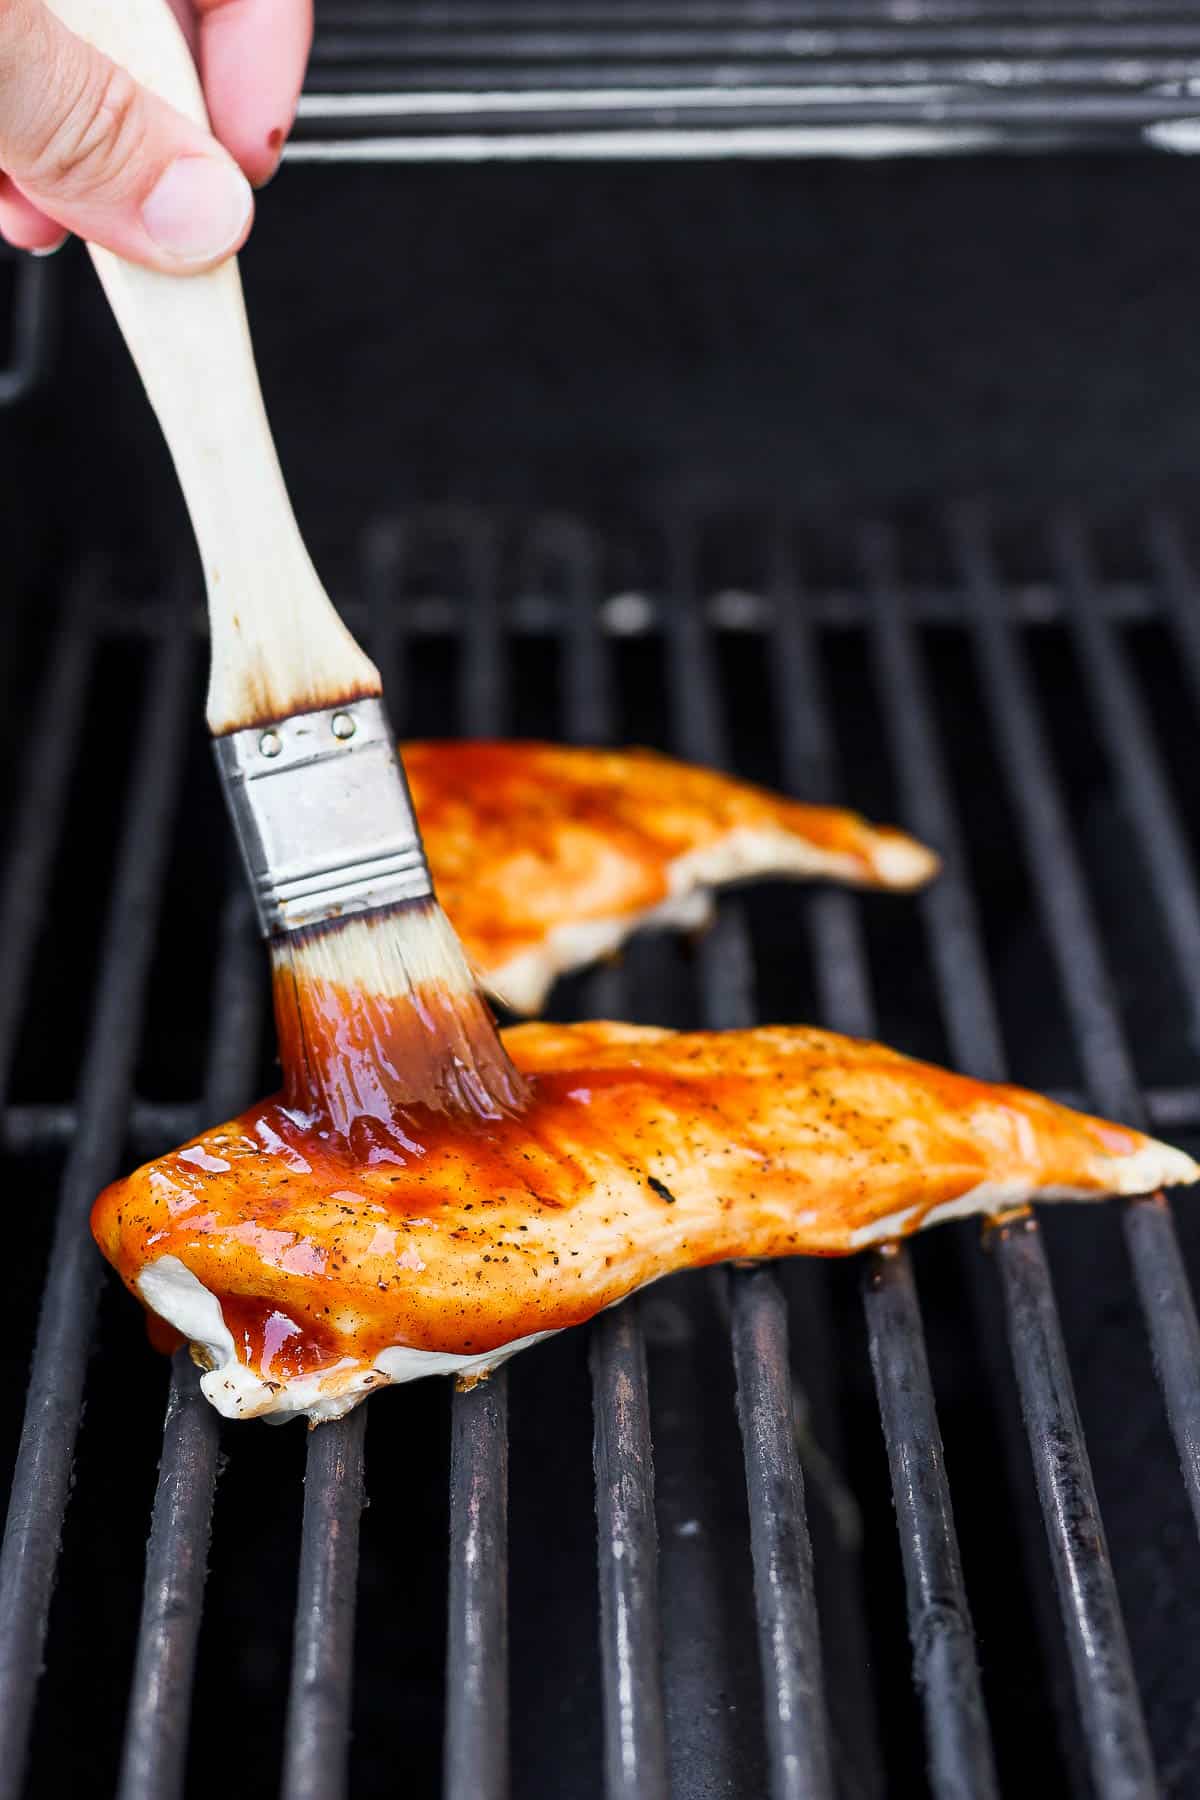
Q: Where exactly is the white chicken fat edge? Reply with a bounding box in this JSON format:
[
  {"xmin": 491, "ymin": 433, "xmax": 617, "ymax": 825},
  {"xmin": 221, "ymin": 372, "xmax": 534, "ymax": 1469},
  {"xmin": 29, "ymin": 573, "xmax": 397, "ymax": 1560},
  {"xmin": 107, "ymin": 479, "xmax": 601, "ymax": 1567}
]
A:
[
  {"xmin": 482, "ymin": 825, "xmax": 927, "ymax": 1013},
  {"xmin": 135, "ymin": 1131, "xmax": 1195, "ymax": 1424}
]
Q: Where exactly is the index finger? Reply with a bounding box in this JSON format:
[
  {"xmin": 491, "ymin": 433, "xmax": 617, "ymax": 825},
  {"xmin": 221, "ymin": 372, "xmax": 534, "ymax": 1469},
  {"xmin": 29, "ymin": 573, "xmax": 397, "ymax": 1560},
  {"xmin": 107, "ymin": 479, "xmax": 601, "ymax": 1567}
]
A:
[{"xmin": 194, "ymin": 0, "xmax": 313, "ymax": 186}]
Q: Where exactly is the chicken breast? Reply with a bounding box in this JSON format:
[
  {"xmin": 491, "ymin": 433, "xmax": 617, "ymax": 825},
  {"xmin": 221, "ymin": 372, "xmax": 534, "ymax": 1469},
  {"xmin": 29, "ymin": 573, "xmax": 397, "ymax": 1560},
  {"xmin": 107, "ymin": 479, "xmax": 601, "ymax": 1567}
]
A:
[
  {"xmin": 92, "ymin": 1021, "xmax": 1197, "ymax": 1425},
  {"xmin": 405, "ymin": 742, "xmax": 939, "ymax": 1012}
]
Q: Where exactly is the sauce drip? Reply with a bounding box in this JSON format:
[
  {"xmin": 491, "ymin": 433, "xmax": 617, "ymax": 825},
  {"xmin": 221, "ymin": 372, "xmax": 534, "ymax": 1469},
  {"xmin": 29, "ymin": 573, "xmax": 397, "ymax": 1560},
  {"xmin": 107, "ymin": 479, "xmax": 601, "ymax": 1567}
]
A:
[{"xmin": 220, "ymin": 1295, "xmax": 341, "ymax": 1383}]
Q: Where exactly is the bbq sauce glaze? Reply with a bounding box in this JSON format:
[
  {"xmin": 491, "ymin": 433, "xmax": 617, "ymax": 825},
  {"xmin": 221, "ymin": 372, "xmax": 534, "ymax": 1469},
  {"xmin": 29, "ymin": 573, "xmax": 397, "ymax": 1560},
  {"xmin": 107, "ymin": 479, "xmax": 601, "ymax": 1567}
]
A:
[
  {"xmin": 139, "ymin": 960, "xmax": 537, "ymax": 1374},
  {"xmin": 98, "ymin": 1012, "xmax": 1162, "ymax": 1403},
  {"xmin": 108, "ymin": 1014, "xmax": 768, "ymax": 1384}
]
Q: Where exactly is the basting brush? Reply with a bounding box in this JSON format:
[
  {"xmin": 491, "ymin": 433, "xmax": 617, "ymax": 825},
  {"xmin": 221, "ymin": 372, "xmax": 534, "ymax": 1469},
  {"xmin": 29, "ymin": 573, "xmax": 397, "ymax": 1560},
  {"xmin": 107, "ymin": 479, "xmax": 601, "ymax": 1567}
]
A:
[{"xmin": 49, "ymin": 0, "xmax": 527, "ymax": 1132}]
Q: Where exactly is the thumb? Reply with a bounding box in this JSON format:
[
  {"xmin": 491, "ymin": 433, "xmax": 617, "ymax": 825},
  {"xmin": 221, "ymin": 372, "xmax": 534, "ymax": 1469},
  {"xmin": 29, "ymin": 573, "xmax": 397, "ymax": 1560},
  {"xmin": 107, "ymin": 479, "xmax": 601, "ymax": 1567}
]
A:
[{"xmin": 0, "ymin": 0, "xmax": 252, "ymax": 270}]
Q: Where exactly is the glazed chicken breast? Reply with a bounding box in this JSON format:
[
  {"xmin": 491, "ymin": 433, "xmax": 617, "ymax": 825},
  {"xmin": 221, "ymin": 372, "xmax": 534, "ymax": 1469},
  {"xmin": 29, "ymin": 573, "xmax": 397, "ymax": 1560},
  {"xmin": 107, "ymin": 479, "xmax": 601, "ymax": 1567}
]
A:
[
  {"xmin": 93, "ymin": 1021, "xmax": 1197, "ymax": 1425},
  {"xmin": 404, "ymin": 742, "xmax": 939, "ymax": 1012}
]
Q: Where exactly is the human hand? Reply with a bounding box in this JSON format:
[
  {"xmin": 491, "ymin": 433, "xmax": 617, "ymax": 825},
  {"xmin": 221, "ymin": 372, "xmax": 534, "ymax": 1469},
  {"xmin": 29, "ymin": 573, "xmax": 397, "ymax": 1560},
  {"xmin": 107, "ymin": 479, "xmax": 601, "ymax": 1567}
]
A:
[{"xmin": 0, "ymin": 0, "xmax": 312, "ymax": 268}]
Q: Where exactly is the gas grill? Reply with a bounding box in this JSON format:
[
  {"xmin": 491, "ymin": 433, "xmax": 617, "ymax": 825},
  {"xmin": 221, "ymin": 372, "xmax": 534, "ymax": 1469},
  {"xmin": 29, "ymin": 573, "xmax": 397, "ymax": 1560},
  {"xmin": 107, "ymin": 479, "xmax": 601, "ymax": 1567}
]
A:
[{"xmin": 4, "ymin": 11, "xmax": 1200, "ymax": 1799}]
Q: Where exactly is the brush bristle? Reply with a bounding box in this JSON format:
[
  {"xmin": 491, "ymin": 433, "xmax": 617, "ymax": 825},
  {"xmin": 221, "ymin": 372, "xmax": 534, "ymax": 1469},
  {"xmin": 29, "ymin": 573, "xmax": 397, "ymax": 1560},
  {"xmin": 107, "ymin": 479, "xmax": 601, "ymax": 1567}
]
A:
[{"xmin": 271, "ymin": 901, "xmax": 529, "ymax": 1134}]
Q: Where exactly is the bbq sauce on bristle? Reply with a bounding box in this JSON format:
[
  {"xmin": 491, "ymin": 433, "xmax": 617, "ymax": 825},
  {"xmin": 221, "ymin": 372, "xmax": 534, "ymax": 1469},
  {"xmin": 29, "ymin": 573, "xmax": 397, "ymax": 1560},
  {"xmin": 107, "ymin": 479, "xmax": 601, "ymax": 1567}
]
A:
[{"xmin": 271, "ymin": 902, "xmax": 530, "ymax": 1137}]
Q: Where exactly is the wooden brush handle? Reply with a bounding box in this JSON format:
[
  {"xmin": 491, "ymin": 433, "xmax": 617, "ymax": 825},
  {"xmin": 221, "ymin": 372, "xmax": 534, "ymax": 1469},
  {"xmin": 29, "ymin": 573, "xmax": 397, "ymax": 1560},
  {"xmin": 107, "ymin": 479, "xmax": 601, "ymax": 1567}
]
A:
[{"xmin": 43, "ymin": 0, "xmax": 381, "ymax": 734}]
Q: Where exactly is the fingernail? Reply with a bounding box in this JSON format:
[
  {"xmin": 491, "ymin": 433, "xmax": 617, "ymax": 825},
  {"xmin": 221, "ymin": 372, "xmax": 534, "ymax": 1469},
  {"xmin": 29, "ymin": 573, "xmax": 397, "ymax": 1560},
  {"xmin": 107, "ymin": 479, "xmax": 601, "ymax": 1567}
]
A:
[
  {"xmin": 141, "ymin": 156, "xmax": 252, "ymax": 263},
  {"xmin": 31, "ymin": 235, "xmax": 67, "ymax": 258}
]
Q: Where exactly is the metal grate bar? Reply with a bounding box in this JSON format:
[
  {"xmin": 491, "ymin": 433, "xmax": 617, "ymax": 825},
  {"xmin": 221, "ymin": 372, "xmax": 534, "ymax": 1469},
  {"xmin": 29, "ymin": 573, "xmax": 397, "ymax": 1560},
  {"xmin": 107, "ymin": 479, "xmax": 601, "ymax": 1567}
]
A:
[
  {"xmin": 68, "ymin": 576, "xmax": 1193, "ymax": 642},
  {"xmin": 283, "ymin": 1404, "xmax": 369, "ymax": 1800},
  {"xmin": 552, "ymin": 521, "xmax": 671, "ymax": 1800},
  {"xmin": 579, "ymin": 955, "xmax": 671, "ymax": 1800},
  {"xmin": 664, "ymin": 521, "xmax": 835, "ymax": 1800},
  {"xmin": 297, "ymin": 78, "xmax": 1200, "ymax": 125},
  {"xmin": 459, "ymin": 512, "xmax": 504, "ymax": 739},
  {"xmin": 313, "ymin": 13, "xmax": 1200, "ymax": 54},
  {"xmin": 590, "ymin": 1305, "xmax": 670, "ymax": 1800},
  {"xmin": 199, "ymin": 888, "xmax": 265, "ymax": 1122},
  {"xmin": 308, "ymin": 47, "xmax": 1200, "ymax": 77},
  {"xmin": 539, "ymin": 515, "xmax": 615, "ymax": 744},
  {"xmin": 990, "ymin": 1214, "xmax": 1156, "ymax": 1792},
  {"xmin": 117, "ymin": 1353, "xmax": 223, "ymax": 1800},
  {"xmin": 0, "ymin": 605, "xmax": 194, "ymax": 1799},
  {"xmin": 1123, "ymin": 1195, "xmax": 1200, "ymax": 1531},
  {"xmin": 118, "ymin": 881, "xmax": 261, "ymax": 1800},
  {"xmin": 0, "ymin": 579, "xmax": 96, "ymax": 1100},
  {"xmin": 317, "ymin": 2, "xmax": 1200, "ymax": 17},
  {"xmin": 1055, "ymin": 514, "xmax": 1200, "ymax": 1050},
  {"xmin": 0, "ymin": 255, "xmax": 52, "ymax": 408},
  {"xmin": 315, "ymin": 1, "xmax": 1200, "ymax": 24},
  {"xmin": 863, "ymin": 522, "xmax": 1158, "ymax": 1797},
  {"xmin": 767, "ymin": 529, "xmax": 875, "ymax": 1043},
  {"xmin": 862, "ymin": 1251, "xmax": 1000, "ymax": 1799},
  {"xmin": 443, "ymin": 520, "xmax": 511, "ymax": 1800},
  {"xmin": 445, "ymin": 1374, "xmax": 510, "ymax": 1800},
  {"xmin": 730, "ymin": 1269, "xmax": 837, "ymax": 1800},
  {"xmin": 954, "ymin": 509, "xmax": 1200, "ymax": 1539},
  {"xmin": 3, "ymin": 1103, "xmax": 195, "ymax": 1154},
  {"xmin": 768, "ymin": 522, "xmax": 997, "ymax": 1796},
  {"xmin": 1147, "ymin": 510, "xmax": 1200, "ymax": 716},
  {"xmin": 365, "ymin": 520, "xmax": 411, "ymax": 728}
]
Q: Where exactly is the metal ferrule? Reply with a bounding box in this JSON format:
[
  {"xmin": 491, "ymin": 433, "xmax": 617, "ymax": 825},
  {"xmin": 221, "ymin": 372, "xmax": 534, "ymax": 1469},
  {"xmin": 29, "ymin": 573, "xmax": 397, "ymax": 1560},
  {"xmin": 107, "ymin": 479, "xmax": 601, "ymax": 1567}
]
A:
[{"xmin": 212, "ymin": 698, "xmax": 432, "ymax": 937}]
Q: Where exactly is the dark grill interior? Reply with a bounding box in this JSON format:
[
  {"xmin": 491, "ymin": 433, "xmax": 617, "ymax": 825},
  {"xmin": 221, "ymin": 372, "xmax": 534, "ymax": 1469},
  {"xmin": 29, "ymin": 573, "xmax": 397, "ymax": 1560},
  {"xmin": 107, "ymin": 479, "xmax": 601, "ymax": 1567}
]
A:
[{"xmin": 4, "ymin": 104, "xmax": 1200, "ymax": 1800}]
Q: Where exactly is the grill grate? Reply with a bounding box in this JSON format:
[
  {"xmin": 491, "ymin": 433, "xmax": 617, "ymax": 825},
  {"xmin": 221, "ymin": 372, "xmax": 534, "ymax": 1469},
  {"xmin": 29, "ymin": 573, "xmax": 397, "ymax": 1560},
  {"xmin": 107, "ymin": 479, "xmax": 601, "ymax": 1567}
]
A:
[{"xmin": 2, "ymin": 505, "xmax": 1200, "ymax": 1797}]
